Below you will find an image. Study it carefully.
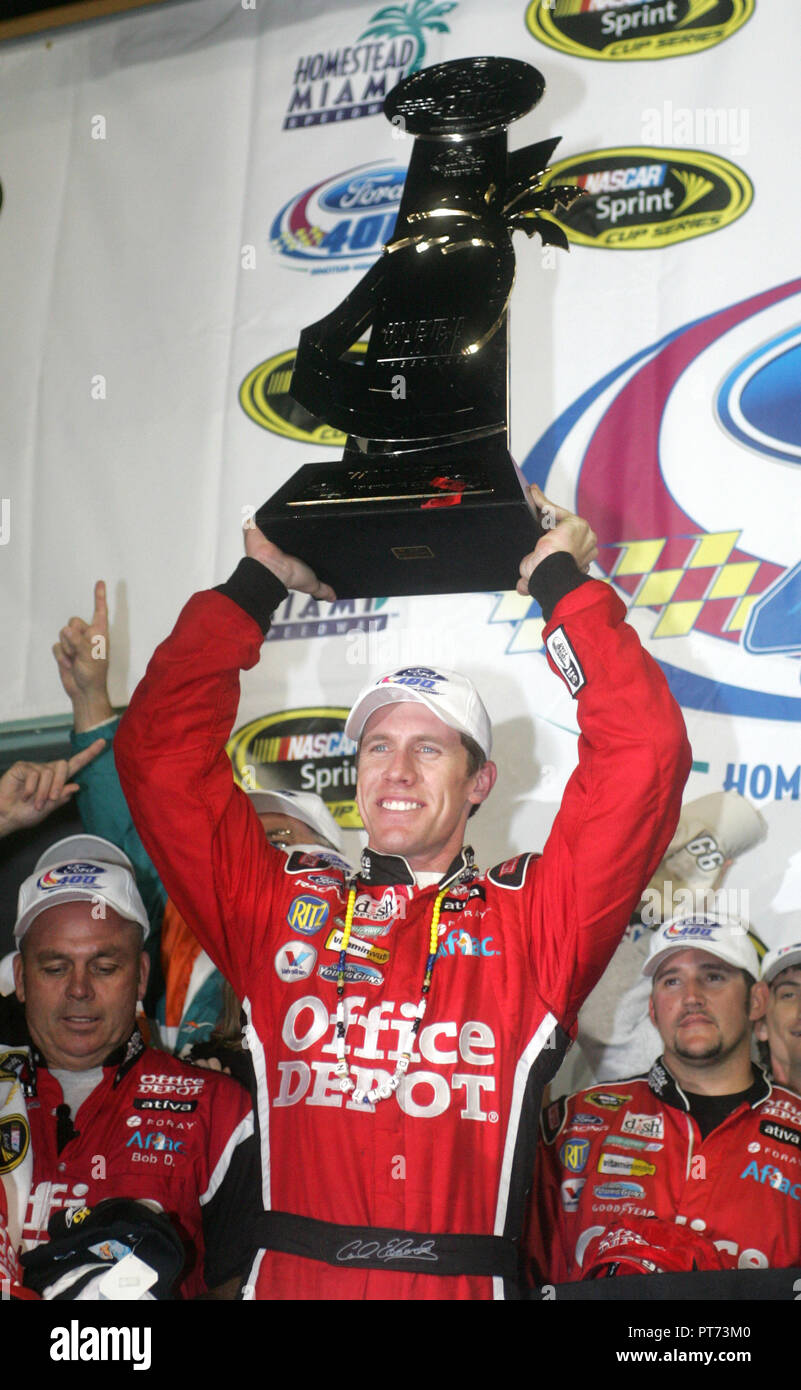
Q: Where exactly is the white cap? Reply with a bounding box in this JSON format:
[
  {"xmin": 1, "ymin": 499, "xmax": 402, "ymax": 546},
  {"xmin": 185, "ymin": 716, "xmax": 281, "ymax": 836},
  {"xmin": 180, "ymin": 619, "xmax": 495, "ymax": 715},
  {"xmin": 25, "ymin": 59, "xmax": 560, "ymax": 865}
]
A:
[
  {"xmin": 344, "ymin": 666, "xmax": 492, "ymax": 759},
  {"xmin": 642, "ymin": 909, "xmax": 759, "ymax": 980},
  {"xmin": 643, "ymin": 791, "xmax": 767, "ymax": 921},
  {"xmin": 245, "ymin": 788, "xmax": 343, "ymax": 852},
  {"xmin": 14, "ymin": 834, "xmax": 149, "ymax": 943},
  {"xmin": 761, "ymin": 942, "xmax": 801, "ymax": 986}
]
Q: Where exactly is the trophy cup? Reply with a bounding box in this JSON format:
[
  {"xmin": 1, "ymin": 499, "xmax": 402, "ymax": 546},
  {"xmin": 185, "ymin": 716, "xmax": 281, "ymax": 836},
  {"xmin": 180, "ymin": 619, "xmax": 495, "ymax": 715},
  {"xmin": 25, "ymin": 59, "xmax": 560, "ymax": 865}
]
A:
[{"xmin": 254, "ymin": 56, "xmax": 580, "ymax": 599}]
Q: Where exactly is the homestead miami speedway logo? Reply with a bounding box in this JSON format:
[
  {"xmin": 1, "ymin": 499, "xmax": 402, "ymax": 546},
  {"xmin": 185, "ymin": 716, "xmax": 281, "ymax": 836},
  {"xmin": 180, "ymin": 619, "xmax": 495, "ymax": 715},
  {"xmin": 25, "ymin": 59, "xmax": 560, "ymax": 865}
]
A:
[
  {"xmin": 525, "ymin": 0, "xmax": 754, "ymax": 62},
  {"xmin": 539, "ymin": 147, "xmax": 751, "ymax": 249},
  {"xmin": 271, "ymin": 162, "xmax": 405, "ymax": 272},
  {"xmin": 491, "ymin": 277, "xmax": 801, "ymax": 722},
  {"xmin": 227, "ymin": 707, "xmax": 362, "ymax": 828},
  {"xmin": 283, "ymin": 0, "xmax": 457, "ymax": 129}
]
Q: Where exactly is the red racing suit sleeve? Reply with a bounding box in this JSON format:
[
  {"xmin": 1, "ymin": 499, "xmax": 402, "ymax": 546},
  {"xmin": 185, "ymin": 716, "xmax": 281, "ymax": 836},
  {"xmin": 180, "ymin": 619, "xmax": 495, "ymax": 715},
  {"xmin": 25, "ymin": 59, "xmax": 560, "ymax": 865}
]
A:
[
  {"xmin": 517, "ymin": 553, "xmax": 692, "ymax": 1034},
  {"xmin": 115, "ymin": 564, "xmax": 289, "ymax": 1000},
  {"xmin": 520, "ymin": 560, "xmax": 691, "ymax": 1028}
]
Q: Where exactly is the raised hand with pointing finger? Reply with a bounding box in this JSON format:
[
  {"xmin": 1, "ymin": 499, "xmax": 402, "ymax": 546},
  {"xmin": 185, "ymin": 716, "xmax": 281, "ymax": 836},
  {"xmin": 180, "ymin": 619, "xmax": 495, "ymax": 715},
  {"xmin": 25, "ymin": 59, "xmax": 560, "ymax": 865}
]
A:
[
  {"xmin": 52, "ymin": 580, "xmax": 114, "ymax": 732},
  {"xmin": 0, "ymin": 741, "xmax": 106, "ymax": 838}
]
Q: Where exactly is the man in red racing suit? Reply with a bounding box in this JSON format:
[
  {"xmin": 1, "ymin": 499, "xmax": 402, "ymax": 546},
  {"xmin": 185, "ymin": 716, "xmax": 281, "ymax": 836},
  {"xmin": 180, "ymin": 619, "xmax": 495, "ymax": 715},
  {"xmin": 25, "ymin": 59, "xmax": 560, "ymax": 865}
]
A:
[
  {"xmin": 15, "ymin": 1037, "xmax": 256, "ymax": 1299},
  {"xmin": 115, "ymin": 487, "xmax": 690, "ymax": 1299},
  {"xmin": 531, "ymin": 1061, "xmax": 801, "ymax": 1281},
  {"xmin": 530, "ymin": 913, "xmax": 801, "ymax": 1283}
]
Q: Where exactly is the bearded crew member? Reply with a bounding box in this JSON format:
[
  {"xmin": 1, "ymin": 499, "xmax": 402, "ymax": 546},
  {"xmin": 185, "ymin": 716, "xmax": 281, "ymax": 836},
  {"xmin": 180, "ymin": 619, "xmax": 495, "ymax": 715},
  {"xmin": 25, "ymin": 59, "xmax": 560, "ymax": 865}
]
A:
[
  {"xmin": 114, "ymin": 484, "xmax": 691, "ymax": 1300},
  {"xmin": 531, "ymin": 913, "xmax": 801, "ymax": 1281}
]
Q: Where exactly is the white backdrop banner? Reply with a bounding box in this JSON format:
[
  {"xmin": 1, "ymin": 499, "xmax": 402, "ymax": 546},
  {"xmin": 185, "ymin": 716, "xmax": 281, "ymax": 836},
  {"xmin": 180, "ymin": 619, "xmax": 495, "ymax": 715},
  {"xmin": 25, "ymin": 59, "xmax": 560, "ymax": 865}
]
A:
[{"xmin": 0, "ymin": 0, "xmax": 798, "ymax": 949}]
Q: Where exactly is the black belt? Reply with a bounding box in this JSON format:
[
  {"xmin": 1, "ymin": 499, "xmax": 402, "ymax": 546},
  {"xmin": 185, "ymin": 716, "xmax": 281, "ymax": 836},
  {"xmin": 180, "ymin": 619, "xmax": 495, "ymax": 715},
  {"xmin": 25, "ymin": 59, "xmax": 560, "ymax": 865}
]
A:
[{"xmin": 253, "ymin": 1210, "xmax": 520, "ymax": 1280}]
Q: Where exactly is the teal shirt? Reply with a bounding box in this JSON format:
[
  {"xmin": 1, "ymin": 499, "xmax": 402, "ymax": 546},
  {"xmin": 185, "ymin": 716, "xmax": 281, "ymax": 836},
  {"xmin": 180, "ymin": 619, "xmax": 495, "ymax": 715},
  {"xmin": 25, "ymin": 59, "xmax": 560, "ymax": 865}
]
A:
[{"xmin": 69, "ymin": 718, "xmax": 223, "ymax": 1046}]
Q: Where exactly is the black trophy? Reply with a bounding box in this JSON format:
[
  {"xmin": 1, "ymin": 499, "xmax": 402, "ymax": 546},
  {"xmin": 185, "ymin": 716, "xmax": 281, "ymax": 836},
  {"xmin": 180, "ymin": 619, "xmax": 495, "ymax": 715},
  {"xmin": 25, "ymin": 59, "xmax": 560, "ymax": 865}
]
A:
[{"xmin": 255, "ymin": 56, "xmax": 581, "ymax": 599}]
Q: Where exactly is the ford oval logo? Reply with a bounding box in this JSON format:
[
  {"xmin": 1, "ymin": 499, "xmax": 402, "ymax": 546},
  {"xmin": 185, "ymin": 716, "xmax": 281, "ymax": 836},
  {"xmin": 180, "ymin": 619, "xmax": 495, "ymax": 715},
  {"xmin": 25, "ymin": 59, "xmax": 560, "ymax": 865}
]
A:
[{"xmin": 319, "ymin": 167, "xmax": 405, "ymax": 214}]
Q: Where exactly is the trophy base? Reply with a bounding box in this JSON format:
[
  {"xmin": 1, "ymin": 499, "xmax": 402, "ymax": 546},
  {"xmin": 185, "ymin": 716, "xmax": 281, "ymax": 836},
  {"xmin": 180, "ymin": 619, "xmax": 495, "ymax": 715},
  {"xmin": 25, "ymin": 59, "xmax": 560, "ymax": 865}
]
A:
[{"xmin": 254, "ymin": 442, "xmax": 543, "ymax": 599}]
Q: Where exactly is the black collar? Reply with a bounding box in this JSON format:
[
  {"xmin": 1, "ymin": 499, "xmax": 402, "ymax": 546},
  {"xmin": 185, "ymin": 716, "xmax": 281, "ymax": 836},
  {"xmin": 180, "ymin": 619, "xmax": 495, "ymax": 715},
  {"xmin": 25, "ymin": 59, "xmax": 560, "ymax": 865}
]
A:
[
  {"xmin": 647, "ymin": 1056, "xmax": 772, "ymax": 1112},
  {"xmin": 0, "ymin": 1022, "xmax": 146, "ymax": 1097},
  {"xmin": 358, "ymin": 845, "xmax": 477, "ymax": 890}
]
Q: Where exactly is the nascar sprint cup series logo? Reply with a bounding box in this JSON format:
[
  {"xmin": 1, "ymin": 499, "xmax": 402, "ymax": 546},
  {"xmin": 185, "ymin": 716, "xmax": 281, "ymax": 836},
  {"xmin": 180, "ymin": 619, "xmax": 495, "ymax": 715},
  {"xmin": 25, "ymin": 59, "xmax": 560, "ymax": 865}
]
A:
[
  {"xmin": 526, "ymin": 0, "xmax": 754, "ymax": 62},
  {"xmin": 270, "ymin": 162, "xmax": 404, "ymax": 273},
  {"xmin": 540, "ymin": 147, "xmax": 751, "ymax": 248},
  {"xmin": 515, "ymin": 276, "xmax": 801, "ymax": 723},
  {"xmin": 227, "ymin": 707, "xmax": 362, "ymax": 828},
  {"xmin": 283, "ymin": 0, "xmax": 457, "ymax": 129}
]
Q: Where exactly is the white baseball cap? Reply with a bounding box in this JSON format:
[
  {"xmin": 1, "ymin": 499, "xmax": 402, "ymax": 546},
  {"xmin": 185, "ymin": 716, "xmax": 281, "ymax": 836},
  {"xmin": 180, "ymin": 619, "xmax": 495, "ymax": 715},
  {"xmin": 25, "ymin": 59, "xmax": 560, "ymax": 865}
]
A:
[
  {"xmin": 245, "ymin": 788, "xmax": 344, "ymax": 851},
  {"xmin": 643, "ymin": 791, "xmax": 767, "ymax": 919},
  {"xmin": 14, "ymin": 834, "xmax": 149, "ymax": 943},
  {"xmin": 344, "ymin": 666, "xmax": 492, "ymax": 759},
  {"xmin": 642, "ymin": 909, "xmax": 759, "ymax": 979},
  {"xmin": 761, "ymin": 942, "xmax": 801, "ymax": 986}
]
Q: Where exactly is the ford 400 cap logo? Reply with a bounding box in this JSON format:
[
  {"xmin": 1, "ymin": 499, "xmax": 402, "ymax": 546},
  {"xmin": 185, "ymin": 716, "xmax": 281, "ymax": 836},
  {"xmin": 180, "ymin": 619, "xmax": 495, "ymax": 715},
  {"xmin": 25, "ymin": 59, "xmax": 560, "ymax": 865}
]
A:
[
  {"xmin": 37, "ymin": 862, "xmax": 107, "ymax": 889},
  {"xmin": 518, "ymin": 276, "xmax": 801, "ymax": 721},
  {"xmin": 270, "ymin": 162, "xmax": 404, "ymax": 270},
  {"xmin": 381, "ymin": 668, "xmax": 446, "ymax": 689},
  {"xmin": 664, "ymin": 920, "xmax": 717, "ymax": 940}
]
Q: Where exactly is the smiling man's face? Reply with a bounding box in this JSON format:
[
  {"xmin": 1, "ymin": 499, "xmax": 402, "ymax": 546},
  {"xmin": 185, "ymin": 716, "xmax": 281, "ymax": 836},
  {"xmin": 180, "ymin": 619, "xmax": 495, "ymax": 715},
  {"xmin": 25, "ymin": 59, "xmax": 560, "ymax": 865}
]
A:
[
  {"xmin": 14, "ymin": 901, "xmax": 148, "ymax": 1071},
  {"xmin": 755, "ymin": 966, "xmax": 801, "ymax": 1083},
  {"xmin": 356, "ymin": 702, "xmax": 496, "ymax": 874}
]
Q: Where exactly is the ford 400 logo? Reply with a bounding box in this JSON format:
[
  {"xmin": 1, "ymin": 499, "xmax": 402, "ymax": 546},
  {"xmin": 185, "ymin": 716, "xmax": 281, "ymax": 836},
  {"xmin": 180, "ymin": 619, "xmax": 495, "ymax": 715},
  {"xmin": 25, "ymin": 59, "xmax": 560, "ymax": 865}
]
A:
[{"xmin": 271, "ymin": 162, "xmax": 405, "ymax": 271}]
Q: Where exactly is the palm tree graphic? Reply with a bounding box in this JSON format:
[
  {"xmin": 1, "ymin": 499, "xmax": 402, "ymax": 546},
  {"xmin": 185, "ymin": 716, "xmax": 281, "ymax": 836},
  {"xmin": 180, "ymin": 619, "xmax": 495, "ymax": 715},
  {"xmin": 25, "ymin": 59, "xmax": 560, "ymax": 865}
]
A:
[{"xmin": 359, "ymin": 0, "xmax": 457, "ymax": 76}]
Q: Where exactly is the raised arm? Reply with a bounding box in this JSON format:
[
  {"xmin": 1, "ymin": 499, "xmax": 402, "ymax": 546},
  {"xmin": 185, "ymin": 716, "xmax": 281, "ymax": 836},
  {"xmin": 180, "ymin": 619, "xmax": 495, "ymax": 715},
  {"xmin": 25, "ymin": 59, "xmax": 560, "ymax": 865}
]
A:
[
  {"xmin": 53, "ymin": 580, "xmax": 167, "ymax": 936},
  {"xmin": 521, "ymin": 487, "xmax": 692, "ymax": 1026},
  {"xmin": 114, "ymin": 552, "xmax": 299, "ymax": 994}
]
